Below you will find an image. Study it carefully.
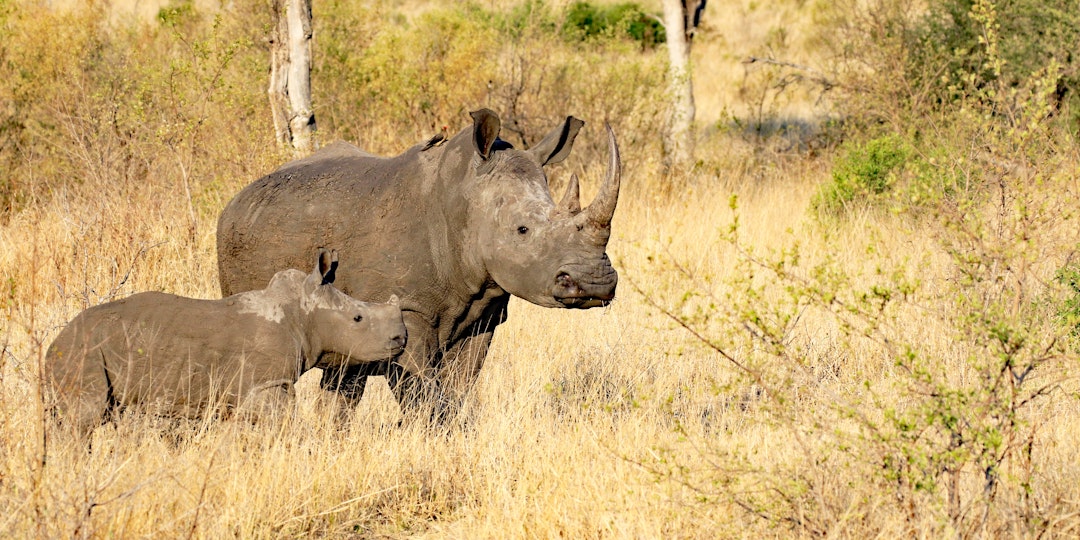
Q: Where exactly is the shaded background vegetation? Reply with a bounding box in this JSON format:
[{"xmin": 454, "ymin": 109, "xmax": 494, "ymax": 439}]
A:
[{"xmin": 2, "ymin": 0, "xmax": 1080, "ymax": 536}]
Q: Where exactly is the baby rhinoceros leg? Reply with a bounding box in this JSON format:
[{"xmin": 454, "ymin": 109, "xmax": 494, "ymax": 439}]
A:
[
  {"xmin": 48, "ymin": 356, "xmax": 117, "ymax": 443},
  {"xmin": 235, "ymin": 379, "xmax": 297, "ymax": 424},
  {"xmin": 56, "ymin": 388, "xmax": 114, "ymax": 442}
]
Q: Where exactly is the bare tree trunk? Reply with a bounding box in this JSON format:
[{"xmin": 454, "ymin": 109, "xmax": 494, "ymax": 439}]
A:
[
  {"xmin": 269, "ymin": 0, "xmax": 315, "ymax": 153},
  {"xmin": 661, "ymin": 0, "xmax": 705, "ymax": 173}
]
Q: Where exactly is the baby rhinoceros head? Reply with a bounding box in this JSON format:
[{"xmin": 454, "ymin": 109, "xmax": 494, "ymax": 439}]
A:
[{"xmin": 302, "ymin": 249, "xmax": 407, "ymax": 364}]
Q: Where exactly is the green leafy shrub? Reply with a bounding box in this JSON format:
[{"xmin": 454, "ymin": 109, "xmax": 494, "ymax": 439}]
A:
[
  {"xmin": 1055, "ymin": 261, "xmax": 1080, "ymax": 337},
  {"xmin": 499, "ymin": 0, "xmax": 559, "ymax": 36},
  {"xmin": 563, "ymin": 1, "xmax": 664, "ymax": 49},
  {"xmin": 812, "ymin": 134, "xmax": 909, "ymax": 214},
  {"xmin": 353, "ymin": 7, "xmax": 500, "ymax": 139}
]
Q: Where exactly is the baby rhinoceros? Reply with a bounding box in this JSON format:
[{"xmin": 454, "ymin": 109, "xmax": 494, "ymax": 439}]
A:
[{"xmin": 45, "ymin": 248, "xmax": 406, "ymax": 439}]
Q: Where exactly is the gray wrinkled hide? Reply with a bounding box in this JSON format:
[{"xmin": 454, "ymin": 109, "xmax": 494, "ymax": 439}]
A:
[
  {"xmin": 45, "ymin": 251, "xmax": 406, "ymax": 438},
  {"xmin": 217, "ymin": 109, "xmax": 622, "ymax": 417}
]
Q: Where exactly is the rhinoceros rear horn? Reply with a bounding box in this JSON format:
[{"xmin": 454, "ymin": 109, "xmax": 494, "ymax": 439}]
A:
[
  {"xmin": 315, "ymin": 248, "xmax": 339, "ymax": 285},
  {"xmin": 578, "ymin": 123, "xmax": 621, "ymax": 230},
  {"xmin": 528, "ymin": 116, "xmax": 584, "ymax": 166},
  {"xmin": 557, "ymin": 174, "xmax": 582, "ymax": 215},
  {"xmin": 470, "ymin": 109, "xmax": 501, "ymax": 160}
]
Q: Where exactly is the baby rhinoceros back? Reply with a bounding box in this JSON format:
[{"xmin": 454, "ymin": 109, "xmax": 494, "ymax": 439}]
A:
[{"xmin": 44, "ymin": 249, "xmax": 405, "ymax": 440}]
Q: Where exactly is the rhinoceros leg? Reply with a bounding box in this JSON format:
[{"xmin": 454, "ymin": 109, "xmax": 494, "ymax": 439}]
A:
[
  {"xmin": 388, "ymin": 333, "xmax": 496, "ymax": 425},
  {"xmin": 436, "ymin": 333, "xmax": 493, "ymax": 417},
  {"xmin": 237, "ymin": 379, "xmax": 296, "ymax": 423},
  {"xmin": 318, "ymin": 363, "xmax": 371, "ymax": 403},
  {"xmin": 387, "ymin": 361, "xmax": 457, "ymax": 427},
  {"xmin": 318, "ymin": 363, "xmax": 389, "ymax": 427},
  {"xmin": 385, "ymin": 312, "xmax": 445, "ymax": 419},
  {"xmin": 51, "ymin": 349, "xmax": 116, "ymax": 442},
  {"xmin": 58, "ymin": 390, "xmax": 112, "ymax": 442},
  {"xmin": 432, "ymin": 297, "xmax": 509, "ymax": 420}
]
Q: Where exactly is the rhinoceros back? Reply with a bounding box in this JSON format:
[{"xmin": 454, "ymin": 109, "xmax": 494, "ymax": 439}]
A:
[
  {"xmin": 45, "ymin": 293, "xmax": 250, "ymax": 418},
  {"xmin": 217, "ymin": 141, "xmax": 409, "ymax": 298}
]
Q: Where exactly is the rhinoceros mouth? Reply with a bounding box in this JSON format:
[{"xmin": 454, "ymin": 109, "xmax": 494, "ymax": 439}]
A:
[
  {"xmin": 556, "ymin": 296, "xmax": 611, "ymax": 308},
  {"xmin": 385, "ymin": 337, "xmax": 407, "ymax": 358},
  {"xmin": 552, "ymin": 272, "xmax": 615, "ymax": 309}
]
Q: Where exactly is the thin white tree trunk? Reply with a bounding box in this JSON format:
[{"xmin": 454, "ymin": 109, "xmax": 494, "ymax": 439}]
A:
[
  {"xmin": 269, "ymin": 0, "xmax": 315, "ymax": 153},
  {"xmin": 662, "ymin": 0, "xmax": 697, "ymax": 171}
]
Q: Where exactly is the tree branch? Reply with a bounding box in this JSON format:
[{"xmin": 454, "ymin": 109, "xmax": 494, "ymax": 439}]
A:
[{"xmin": 742, "ymin": 56, "xmax": 837, "ymax": 90}]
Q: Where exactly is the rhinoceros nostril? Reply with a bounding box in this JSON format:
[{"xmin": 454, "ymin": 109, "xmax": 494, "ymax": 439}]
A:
[
  {"xmin": 389, "ymin": 335, "xmax": 406, "ymax": 351},
  {"xmin": 555, "ymin": 272, "xmax": 576, "ymax": 288}
]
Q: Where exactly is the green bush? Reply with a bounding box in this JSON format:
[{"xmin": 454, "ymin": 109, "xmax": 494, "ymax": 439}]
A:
[
  {"xmin": 897, "ymin": 143, "xmax": 968, "ymax": 210},
  {"xmin": 1055, "ymin": 261, "xmax": 1080, "ymax": 337},
  {"xmin": 499, "ymin": 0, "xmax": 559, "ymax": 36},
  {"xmin": 563, "ymin": 1, "xmax": 664, "ymax": 49},
  {"xmin": 812, "ymin": 134, "xmax": 909, "ymax": 214}
]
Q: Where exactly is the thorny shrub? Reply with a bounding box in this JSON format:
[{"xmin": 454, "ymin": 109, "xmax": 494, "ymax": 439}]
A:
[
  {"xmin": 637, "ymin": 154, "xmax": 1078, "ymax": 534},
  {"xmin": 632, "ymin": 0, "xmax": 1080, "ymax": 535}
]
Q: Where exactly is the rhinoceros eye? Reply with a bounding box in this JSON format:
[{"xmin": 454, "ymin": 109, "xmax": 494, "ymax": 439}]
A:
[
  {"xmin": 517, "ymin": 225, "xmax": 529, "ymax": 235},
  {"xmin": 353, "ymin": 314, "xmax": 363, "ymax": 322}
]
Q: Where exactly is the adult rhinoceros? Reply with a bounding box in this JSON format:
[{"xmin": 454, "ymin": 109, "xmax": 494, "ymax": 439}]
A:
[{"xmin": 217, "ymin": 109, "xmax": 621, "ymax": 417}]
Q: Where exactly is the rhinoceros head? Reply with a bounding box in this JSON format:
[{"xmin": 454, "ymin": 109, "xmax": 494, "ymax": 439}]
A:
[
  {"xmin": 302, "ymin": 249, "xmax": 407, "ymax": 363},
  {"xmin": 463, "ymin": 109, "xmax": 621, "ymax": 309}
]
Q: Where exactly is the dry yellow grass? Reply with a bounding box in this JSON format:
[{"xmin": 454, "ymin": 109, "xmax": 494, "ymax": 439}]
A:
[
  {"xmin": 0, "ymin": 166, "xmax": 810, "ymax": 537},
  {"xmin": 11, "ymin": 144, "xmax": 1076, "ymax": 537},
  {"xmin": 4, "ymin": 0, "xmax": 1080, "ymax": 537}
]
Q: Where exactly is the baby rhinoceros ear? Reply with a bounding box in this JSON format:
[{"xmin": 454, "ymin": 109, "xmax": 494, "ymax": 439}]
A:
[
  {"xmin": 313, "ymin": 248, "xmax": 339, "ymax": 285},
  {"xmin": 388, "ymin": 294, "xmax": 400, "ymax": 306}
]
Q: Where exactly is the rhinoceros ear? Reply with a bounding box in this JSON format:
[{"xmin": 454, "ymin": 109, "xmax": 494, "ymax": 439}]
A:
[
  {"xmin": 528, "ymin": 116, "xmax": 584, "ymax": 166},
  {"xmin": 388, "ymin": 294, "xmax": 399, "ymax": 306},
  {"xmin": 315, "ymin": 248, "xmax": 339, "ymax": 285},
  {"xmin": 470, "ymin": 109, "xmax": 501, "ymax": 160}
]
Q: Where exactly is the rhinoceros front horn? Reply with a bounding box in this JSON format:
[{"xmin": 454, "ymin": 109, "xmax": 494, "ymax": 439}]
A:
[{"xmin": 577, "ymin": 123, "xmax": 621, "ymax": 230}]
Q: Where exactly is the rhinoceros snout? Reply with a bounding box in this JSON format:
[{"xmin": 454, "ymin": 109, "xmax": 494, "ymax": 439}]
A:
[
  {"xmin": 390, "ymin": 334, "xmax": 406, "ymax": 350},
  {"xmin": 553, "ymin": 271, "xmax": 617, "ymax": 308},
  {"xmin": 386, "ymin": 333, "xmax": 407, "ymax": 356}
]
